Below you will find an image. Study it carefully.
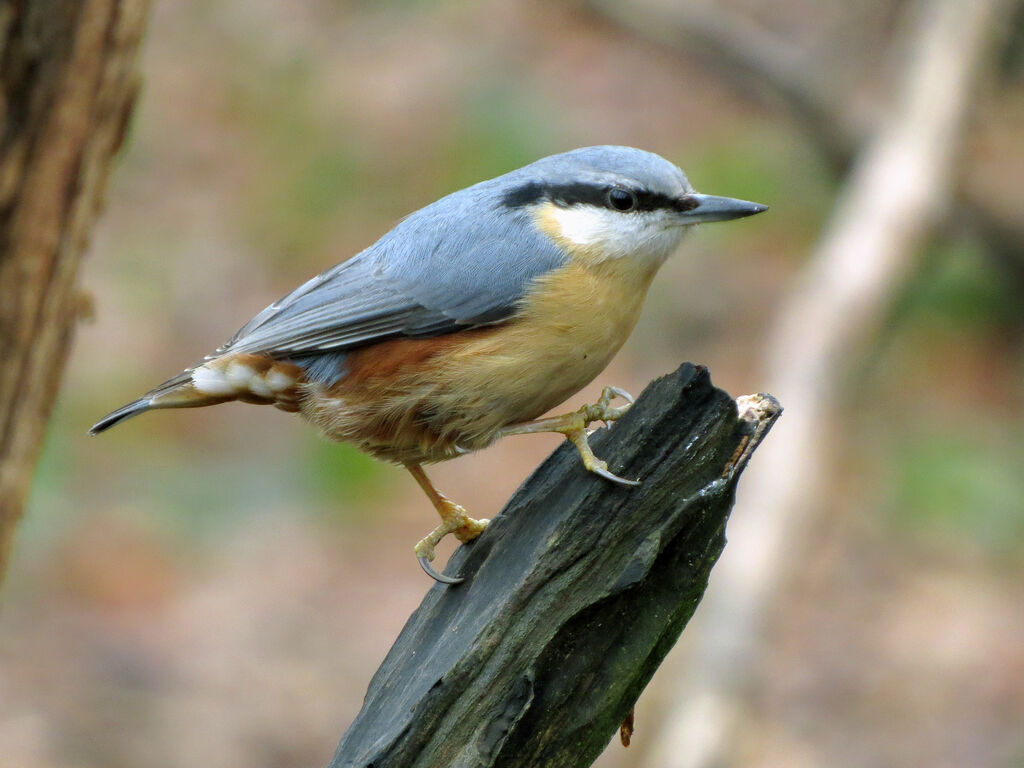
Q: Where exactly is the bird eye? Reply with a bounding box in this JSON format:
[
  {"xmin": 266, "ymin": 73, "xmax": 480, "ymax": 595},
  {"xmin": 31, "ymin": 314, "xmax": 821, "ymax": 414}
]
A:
[{"xmin": 607, "ymin": 187, "xmax": 637, "ymax": 211}]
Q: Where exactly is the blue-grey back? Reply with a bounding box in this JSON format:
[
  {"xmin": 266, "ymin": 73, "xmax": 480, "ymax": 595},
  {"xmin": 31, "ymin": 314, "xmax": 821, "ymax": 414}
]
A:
[{"xmin": 217, "ymin": 146, "xmax": 686, "ymax": 378}]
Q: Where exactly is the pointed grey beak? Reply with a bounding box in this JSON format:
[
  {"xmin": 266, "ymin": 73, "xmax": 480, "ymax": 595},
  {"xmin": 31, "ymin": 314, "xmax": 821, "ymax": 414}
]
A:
[{"xmin": 679, "ymin": 194, "xmax": 768, "ymax": 224}]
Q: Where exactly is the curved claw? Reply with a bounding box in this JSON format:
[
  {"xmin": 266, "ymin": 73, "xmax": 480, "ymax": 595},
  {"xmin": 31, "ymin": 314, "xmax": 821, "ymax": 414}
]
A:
[
  {"xmin": 418, "ymin": 555, "xmax": 464, "ymax": 585},
  {"xmin": 605, "ymin": 385, "xmax": 635, "ymax": 405},
  {"xmin": 591, "ymin": 464, "xmax": 641, "ymax": 487},
  {"xmin": 594, "ymin": 386, "xmax": 635, "ymax": 427}
]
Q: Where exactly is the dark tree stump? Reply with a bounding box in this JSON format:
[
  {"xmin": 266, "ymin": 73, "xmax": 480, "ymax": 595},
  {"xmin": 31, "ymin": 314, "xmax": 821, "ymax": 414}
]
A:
[{"xmin": 329, "ymin": 363, "xmax": 781, "ymax": 768}]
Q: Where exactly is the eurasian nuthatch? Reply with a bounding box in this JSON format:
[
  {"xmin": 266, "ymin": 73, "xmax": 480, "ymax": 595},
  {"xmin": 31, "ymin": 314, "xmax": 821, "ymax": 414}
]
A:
[{"xmin": 91, "ymin": 146, "xmax": 767, "ymax": 583}]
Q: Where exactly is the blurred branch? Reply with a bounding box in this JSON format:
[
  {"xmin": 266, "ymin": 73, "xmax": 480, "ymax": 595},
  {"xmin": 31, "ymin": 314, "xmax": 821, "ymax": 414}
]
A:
[
  {"xmin": 0, "ymin": 0, "xmax": 149, "ymax": 586},
  {"xmin": 638, "ymin": 1, "xmax": 1006, "ymax": 766},
  {"xmin": 584, "ymin": 0, "xmax": 1024, "ymax": 270},
  {"xmin": 584, "ymin": 0, "xmax": 860, "ymax": 170},
  {"xmin": 328, "ymin": 365, "xmax": 780, "ymax": 768}
]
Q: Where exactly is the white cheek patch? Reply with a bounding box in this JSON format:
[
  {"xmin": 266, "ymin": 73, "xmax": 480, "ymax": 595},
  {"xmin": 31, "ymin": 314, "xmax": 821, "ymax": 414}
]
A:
[
  {"xmin": 547, "ymin": 205, "xmax": 619, "ymax": 248},
  {"xmin": 544, "ymin": 205, "xmax": 686, "ymax": 262}
]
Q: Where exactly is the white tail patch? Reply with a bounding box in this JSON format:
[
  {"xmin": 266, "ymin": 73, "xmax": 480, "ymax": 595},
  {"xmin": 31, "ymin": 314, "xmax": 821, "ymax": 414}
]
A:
[
  {"xmin": 247, "ymin": 378, "xmax": 273, "ymax": 398},
  {"xmin": 192, "ymin": 359, "xmax": 298, "ymax": 399},
  {"xmin": 191, "ymin": 365, "xmax": 236, "ymax": 396},
  {"xmin": 264, "ymin": 369, "xmax": 296, "ymax": 393},
  {"xmin": 225, "ymin": 362, "xmax": 257, "ymax": 388}
]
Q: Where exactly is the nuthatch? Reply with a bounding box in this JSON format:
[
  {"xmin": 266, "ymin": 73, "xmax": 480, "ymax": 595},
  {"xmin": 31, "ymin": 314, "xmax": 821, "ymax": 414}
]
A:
[{"xmin": 91, "ymin": 146, "xmax": 766, "ymax": 583}]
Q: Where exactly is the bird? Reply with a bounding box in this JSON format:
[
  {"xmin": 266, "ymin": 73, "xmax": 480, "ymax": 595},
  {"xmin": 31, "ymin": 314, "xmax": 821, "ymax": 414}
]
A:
[{"xmin": 90, "ymin": 146, "xmax": 766, "ymax": 584}]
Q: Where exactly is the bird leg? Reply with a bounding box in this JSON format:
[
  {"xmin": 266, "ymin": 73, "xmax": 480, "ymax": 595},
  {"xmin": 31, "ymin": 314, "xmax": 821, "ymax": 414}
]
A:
[
  {"xmin": 406, "ymin": 462, "xmax": 489, "ymax": 584},
  {"xmin": 500, "ymin": 385, "xmax": 639, "ymax": 486}
]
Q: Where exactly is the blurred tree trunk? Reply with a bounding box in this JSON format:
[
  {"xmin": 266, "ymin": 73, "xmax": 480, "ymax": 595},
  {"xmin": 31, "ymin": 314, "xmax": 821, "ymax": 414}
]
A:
[
  {"xmin": 0, "ymin": 0, "xmax": 150, "ymax": 586},
  {"xmin": 588, "ymin": 1, "xmax": 1007, "ymax": 765}
]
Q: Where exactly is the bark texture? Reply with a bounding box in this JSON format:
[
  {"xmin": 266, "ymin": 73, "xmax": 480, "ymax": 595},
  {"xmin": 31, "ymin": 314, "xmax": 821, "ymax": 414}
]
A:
[
  {"xmin": 0, "ymin": 0, "xmax": 150, "ymax": 583},
  {"xmin": 329, "ymin": 364, "xmax": 780, "ymax": 768}
]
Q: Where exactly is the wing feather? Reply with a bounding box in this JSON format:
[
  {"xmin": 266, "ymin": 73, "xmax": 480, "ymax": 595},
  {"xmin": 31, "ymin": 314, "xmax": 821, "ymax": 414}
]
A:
[{"xmin": 215, "ymin": 181, "xmax": 566, "ymax": 362}]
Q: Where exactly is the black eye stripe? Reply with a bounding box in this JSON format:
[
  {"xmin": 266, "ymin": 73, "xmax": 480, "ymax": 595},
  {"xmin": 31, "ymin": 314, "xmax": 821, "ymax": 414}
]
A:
[
  {"xmin": 633, "ymin": 190, "xmax": 699, "ymax": 213},
  {"xmin": 501, "ymin": 181, "xmax": 695, "ymax": 213}
]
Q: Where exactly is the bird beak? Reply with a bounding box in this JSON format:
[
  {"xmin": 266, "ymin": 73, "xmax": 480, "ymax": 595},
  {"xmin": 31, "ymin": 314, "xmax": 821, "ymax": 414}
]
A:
[{"xmin": 678, "ymin": 194, "xmax": 768, "ymax": 224}]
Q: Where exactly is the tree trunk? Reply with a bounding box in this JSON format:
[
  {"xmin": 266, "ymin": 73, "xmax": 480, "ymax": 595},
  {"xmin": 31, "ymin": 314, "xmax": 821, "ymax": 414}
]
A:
[
  {"xmin": 0, "ymin": 0, "xmax": 150, "ymax": 584},
  {"xmin": 328, "ymin": 364, "xmax": 780, "ymax": 768}
]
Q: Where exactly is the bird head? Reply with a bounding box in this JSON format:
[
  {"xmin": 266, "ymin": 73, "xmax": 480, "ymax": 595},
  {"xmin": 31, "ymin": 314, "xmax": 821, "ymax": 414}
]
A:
[{"xmin": 500, "ymin": 146, "xmax": 767, "ymax": 266}]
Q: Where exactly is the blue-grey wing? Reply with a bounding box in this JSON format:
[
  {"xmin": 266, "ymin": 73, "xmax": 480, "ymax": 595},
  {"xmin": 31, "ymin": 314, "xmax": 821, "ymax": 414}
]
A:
[{"xmin": 218, "ymin": 184, "xmax": 566, "ymax": 365}]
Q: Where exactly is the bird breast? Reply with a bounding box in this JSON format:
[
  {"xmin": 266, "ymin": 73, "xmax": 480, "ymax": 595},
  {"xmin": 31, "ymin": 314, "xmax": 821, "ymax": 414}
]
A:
[{"xmin": 300, "ymin": 256, "xmax": 659, "ymax": 464}]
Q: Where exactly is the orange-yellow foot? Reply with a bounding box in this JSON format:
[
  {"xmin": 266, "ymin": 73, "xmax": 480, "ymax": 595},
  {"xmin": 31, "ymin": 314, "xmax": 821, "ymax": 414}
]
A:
[
  {"xmin": 500, "ymin": 385, "xmax": 639, "ymax": 487},
  {"xmin": 413, "ymin": 503, "xmax": 489, "ymax": 584},
  {"xmin": 406, "ymin": 462, "xmax": 488, "ymax": 584}
]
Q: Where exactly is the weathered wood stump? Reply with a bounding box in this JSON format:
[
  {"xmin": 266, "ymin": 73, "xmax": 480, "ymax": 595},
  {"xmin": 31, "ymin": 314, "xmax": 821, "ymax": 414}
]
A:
[{"xmin": 330, "ymin": 363, "xmax": 780, "ymax": 768}]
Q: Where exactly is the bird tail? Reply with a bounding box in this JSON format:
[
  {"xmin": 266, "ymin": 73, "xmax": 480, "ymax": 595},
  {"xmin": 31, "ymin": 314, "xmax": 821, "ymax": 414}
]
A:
[
  {"xmin": 89, "ymin": 397, "xmax": 156, "ymax": 434},
  {"xmin": 90, "ymin": 355, "xmax": 307, "ymax": 434},
  {"xmin": 88, "ymin": 369, "xmax": 221, "ymax": 435}
]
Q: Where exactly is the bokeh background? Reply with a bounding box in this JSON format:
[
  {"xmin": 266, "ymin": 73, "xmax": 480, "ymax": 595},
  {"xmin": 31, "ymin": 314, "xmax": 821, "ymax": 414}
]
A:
[{"xmin": 2, "ymin": 1, "xmax": 1023, "ymax": 766}]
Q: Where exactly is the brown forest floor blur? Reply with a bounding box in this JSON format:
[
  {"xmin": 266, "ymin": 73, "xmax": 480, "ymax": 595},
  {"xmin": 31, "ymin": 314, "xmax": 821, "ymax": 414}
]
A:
[{"xmin": 2, "ymin": 1, "xmax": 1023, "ymax": 767}]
